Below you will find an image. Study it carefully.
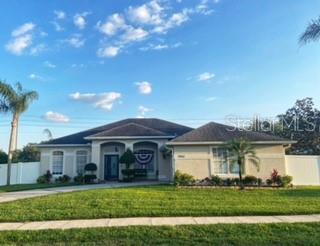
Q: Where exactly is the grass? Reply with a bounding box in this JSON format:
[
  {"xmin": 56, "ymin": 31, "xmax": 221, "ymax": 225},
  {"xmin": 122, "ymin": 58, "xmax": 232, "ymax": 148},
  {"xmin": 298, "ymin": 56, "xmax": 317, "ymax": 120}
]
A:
[
  {"xmin": 0, "ymin": 183, "xmax": 82, "ymax": 192},
  {"xmin": 0, "ymin": 223, "xmax": 319, "ymax": 245},
  {"xmin": 0, "ymin": 185, "xmax": 319, "ymax": 222}
]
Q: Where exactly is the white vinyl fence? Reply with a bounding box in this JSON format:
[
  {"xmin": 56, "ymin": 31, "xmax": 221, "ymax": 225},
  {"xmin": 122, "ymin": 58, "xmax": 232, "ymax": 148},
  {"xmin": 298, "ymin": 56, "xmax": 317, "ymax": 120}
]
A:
[
  {"xmin": 0, "ymin": 162, "xmax": 40, "ymax": 186},
  {"xmin": 285, "ymin": 155, "xmax": 320, "ymax": 185}
]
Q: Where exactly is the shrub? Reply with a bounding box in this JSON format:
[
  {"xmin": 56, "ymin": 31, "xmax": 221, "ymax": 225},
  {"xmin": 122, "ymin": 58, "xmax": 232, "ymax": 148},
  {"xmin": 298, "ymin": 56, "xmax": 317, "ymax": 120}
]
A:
[
  {"xmin": 243, "ymin": 175, "xmax": 258, "ymax": 186},
  {"xmin": 120, "ymin": 149, "xmax": 136, "ymax": 182},
  {"xmin": 74, "ymin": 174, "xmax": 84, "ymax": 183},
  {"xmin": 271, "ymin": 169, "xmax": 281, "ymax": 185},
  {"xmin": 266, "ymin": 179, "xmax": 273, "ymax": 186},
  {"xmin": 84, "ymin": 163, "xmax": 98, "ymax": 171},
  {"xmin": 257, "ymin": 178, "xmax": 262, "ymax": 187},
  {"xmin": 56, "ymin": 175, "xmax": 71, "ymax": 183},
  {"xmin": 231, "ymin": 178, "xmax": 240, "ymax": 186},
  {"xmin": 174, "ymin": 170, "xmax": 195, "ymax": 186},
  {"xmin": 37, "ymin": 175, "xmax": 47, "ymax": 184},
  {"xmin": 280, "ymin": 175, "xmax": 293, "ymax": 187},
  {"xmin": 37, "ymin": 170, "xmax": 52, "ymax": 184},
  {"xmin": 210, "ymin": 175, "xmax": 222, "ymax": 186},
  {"xmin": 84, "ymin": 174, "xmax": 97, "ymax": 184}
]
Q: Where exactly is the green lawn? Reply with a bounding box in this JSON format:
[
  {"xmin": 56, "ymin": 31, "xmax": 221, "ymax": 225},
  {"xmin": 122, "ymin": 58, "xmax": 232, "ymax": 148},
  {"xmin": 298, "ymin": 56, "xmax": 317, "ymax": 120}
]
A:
[
  {"xmin": 0, "ymin": 185, "xmax": 319, "ymax": 222},
  {"xmin": 0, "ymin": 223, "xmax": 319, "ymax": 245},
  {"xmin": 0, "ymin": 183, "xmax": 82, "ymax": 192}
]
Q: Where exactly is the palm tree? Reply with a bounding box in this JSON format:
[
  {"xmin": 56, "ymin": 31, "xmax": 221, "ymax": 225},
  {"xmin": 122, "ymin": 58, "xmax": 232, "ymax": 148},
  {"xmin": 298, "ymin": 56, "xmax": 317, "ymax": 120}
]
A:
[
  {"xmin": 226, "ymin": 138, "xmax": 260, "ymax": 189},
  {"xmin": 43, "ymin": 128, "xmax": 53, "ymax": 140},
  {"xmin": 299, "ymin": 16, "xmax": 320, "ymax": 44},
  {"xmin": 0, "ymin": 81, "xmax": 38, "ymax": 185}
]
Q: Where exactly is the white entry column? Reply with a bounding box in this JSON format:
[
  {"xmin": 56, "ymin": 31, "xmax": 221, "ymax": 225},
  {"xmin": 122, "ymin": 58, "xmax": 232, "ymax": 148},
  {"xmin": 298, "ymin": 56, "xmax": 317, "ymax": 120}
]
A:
[{"xmin": 91, "ymin": 142, "xmax": 102, "ymax": 180}]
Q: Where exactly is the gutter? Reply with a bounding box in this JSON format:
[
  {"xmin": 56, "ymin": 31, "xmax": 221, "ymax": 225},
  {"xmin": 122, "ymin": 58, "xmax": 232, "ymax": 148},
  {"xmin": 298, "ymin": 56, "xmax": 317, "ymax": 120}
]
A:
[{"xmin": 167, "ymin": 140, "xmax": 297, "ymax": 146}]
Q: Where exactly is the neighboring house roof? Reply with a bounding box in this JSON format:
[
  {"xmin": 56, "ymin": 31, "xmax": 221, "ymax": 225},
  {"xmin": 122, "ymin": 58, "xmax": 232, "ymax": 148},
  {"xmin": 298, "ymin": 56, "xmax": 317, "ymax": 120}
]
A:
[
  {"xmin": 40, "ymin": 118, "xmax": 193, "ymax": 145},
  {"xmin": 170, "ymin": 122, "xmax": 294, "ymax": 144}
]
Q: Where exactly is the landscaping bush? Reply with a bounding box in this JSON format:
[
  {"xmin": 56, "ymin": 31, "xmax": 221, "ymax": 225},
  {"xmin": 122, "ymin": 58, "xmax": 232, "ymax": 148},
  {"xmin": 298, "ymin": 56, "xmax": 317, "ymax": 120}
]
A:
[
  {"xmin": 270, "ymin": 169, "xmax": 281, "ymax": 185},
  {"xmin": 243, "ymin": 175, "xmax": 258, "ymax": 186},
  {"xmin": 37, "ymin": 170, "xmax": 52, "ymax": 184},
  {"xmin": 174, "ymin": 170, "xmax": 195, "ymax": 186},
  {"xmin": 257, "ymin": 178, "xmax": 262, "ymax": 187},
  {"xmin": 120, "ymin": 149, "xmax": 136, "ymax": 182},
  {"xmin": 231, "ymin": 178, "xmax": 240, "ymax": 186},
  {"xmin": 280, "ymin": 175, "xmax": 293, "ymax": 187},
  {"xmin": 210, "ymin": 175, "xmax": 222, "ymax": 186},
  {"xmin": 36, "ymin": 175, "xmax": 47, "ymax": 184},
  {"xmin": 84, "ymin": 174, "xmax": 97, "ymax": 184},
  {"xmin": 56, "ymin": 175, "xmax": 71, "ymax": 183},
  {"xmin": 74, "ymin": 174, "xmax": 84, "ymax": 183},
  {"xmin": 266, "ymin": 179, "xmax": 273, "ymax": 186},
  {"xmin": 84, "ymin": 163, "xmax": 98, "ymax": 171}
]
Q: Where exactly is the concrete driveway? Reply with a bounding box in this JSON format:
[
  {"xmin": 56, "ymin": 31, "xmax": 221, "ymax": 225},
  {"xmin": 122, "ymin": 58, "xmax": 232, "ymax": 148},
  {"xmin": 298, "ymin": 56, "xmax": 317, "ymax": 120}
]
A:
[{"xmin": 0, "ymin": 181, "xmax": 161, "ymax": 203}]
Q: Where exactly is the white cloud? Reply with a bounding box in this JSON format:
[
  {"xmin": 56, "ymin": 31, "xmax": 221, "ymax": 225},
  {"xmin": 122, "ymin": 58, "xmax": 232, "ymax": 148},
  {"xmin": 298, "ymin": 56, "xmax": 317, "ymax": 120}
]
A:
[
  {"xmin": 135, "ymin": 81, "xmax": 152, "ymax": 95},
  {"xmin": 43, "ymin": 61, "xmax": 56, "ymax": 68},
  {"xmin": 205, "ymin": 96, "xmax": 217, "ymax": 102},
  {"xmin": 64, "ymin": 34, "xmax": 85, "ymax": 48},
  {"xmin": 70, "ymin": 92, "xmax": 122, "ymax": 111},
  {"xmin": 73, "ymin": 12, "xmax": 90, "ymax": 29},
  {"xmin": 30, "ymin": 43, "xmax": 46, "ymax": 56},
  {"xmin": 5, "ymin": 34, "xmax": 32, "ymax": 55},
  {"xmin": 97, "ymin": 13, "xmax": 126, "ymax": 36},
  {"xmin": 97, "ymin": 46, "xmax": 120, "ymax": 58},
  {"xmin": 198, "ymin": 72, "xmax": 215, "ymax": 82},
  {"xmin": 54, "ymin": 10, "xmax": 66, "ymax": 20},
  {"xmin": 127, "ymin": 0, "xmax": 163, "ymax": 25},
  {"xmin": 45, "ymin": 111, "xmax": 70, "ymax": 123},
  {"xmin": 96, "ymin": 0, "xmax": 215, "ymax": 57},
  {"xmin": 11, "ymin": 22, "xmax": 35, "ymax": 37},
  {"xmin": 51, "ymin": 21, "xmax": 64, "ymax": 32},
  {"xmin": 137, "ymin": 105, "xmax": 152, "ymax": 118},
  {"xmin": 140, "ymin": 42, "xmax": 182, "ymax": 51},
  {"xmin": 121, "ymin": 26, "xmax": 148, "ymax": 43},
  {"xmin": 29, "ymin": 73, "xmax": 44, "ymax": 81}
]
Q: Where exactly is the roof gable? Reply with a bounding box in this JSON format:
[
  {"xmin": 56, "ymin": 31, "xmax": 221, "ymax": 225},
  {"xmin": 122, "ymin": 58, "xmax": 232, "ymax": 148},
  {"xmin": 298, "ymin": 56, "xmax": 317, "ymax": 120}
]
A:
[
  {"xmin": 86, "ymin": 123, "xmax": 169, "ymax": 138},
  {"xmin": 41, "ymin": 118, "xmax": 193, "ymax": 145}
]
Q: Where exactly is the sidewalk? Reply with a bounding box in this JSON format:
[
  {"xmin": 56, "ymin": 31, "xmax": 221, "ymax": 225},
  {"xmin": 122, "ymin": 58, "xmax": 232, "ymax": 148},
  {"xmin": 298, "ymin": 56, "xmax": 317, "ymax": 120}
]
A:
[
  {"xmin": 0, "ymin": 215, "xmax": 319, "ymax": 231},
  {"xmin": 0, "ymin": 181, "xmax": 160, "ymax": 203}
]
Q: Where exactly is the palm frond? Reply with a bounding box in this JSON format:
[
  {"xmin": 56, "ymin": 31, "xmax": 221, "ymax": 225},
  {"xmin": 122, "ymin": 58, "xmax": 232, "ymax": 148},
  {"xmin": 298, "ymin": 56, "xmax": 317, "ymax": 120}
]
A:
[{"xmin": 299, "ymin": 16, "xmax": 320, "ymax": 44}]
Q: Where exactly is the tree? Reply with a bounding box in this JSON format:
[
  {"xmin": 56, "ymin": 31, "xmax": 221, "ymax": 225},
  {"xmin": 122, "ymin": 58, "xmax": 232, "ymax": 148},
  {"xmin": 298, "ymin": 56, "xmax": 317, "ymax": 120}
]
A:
[
  {"xmin": 43, "ymin": 129, "xmax": 53, "ymax": 140},
  {"xmin": 276, "ymin": 98, "xmax": 320, "ymax": 155},
  {"xmin": 0, "ymin": 150, "xmax": 8, "ymax": 164},
  {"xmin": 300, "ymin": 16, "xmax": 320, "ymax": 44},
  {"xmin": 18, "ymin": 144, "xmax": 40, "ymax": 162},
  {"xmin": 0, "ymin": 82, "xmax": 38, "ymax": 185},
  {"xmin": 226, "ymin": 138, "xmax": 260, "ymax": 189}
]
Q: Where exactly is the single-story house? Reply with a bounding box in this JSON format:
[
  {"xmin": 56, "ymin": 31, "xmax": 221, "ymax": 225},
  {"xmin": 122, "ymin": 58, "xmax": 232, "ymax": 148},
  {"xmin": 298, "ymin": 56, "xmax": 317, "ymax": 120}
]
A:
[{"xmin": 37, "ymin": 118, "xmax": 295, "ymax": 182}]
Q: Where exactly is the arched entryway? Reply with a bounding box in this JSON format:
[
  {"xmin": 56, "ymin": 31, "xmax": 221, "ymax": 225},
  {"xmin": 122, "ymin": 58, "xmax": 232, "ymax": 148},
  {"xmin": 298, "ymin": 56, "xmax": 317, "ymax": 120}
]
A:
[{"xmin": 133, "ymin": 141, "xmax": 158, "ymax": 180}]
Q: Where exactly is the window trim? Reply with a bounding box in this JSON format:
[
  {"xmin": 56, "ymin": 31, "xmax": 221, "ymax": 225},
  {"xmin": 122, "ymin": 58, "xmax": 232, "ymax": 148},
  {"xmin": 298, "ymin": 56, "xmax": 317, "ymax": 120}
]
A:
[
  {"xmin": 51, "ymin": 150, "xmax": 64, "ymax": 176},
  {"xmin": 75, "ymin": 150, "xmax": 88, "ymax": 175},
  {"xmin": 212, "ymin": 148, "xmax": 240, "ymax": 176}
]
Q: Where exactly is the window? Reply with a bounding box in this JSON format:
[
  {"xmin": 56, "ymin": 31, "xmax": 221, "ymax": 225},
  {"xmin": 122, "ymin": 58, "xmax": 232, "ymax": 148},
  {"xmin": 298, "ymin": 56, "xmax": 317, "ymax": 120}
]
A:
[
  {"xmin": 134, "ymin": 149, "xmax": 154, "ymax": 171},
  {"xmin": 76, "ymin": 150, "xmax": 88, "ymax": 175},
  {"xmin": 52, "ymin": 151, "xmax": 63, "ymax": 175},
  {"xmin": 212, "ymin": 148, "xmax": 239, "ymax": 175}
]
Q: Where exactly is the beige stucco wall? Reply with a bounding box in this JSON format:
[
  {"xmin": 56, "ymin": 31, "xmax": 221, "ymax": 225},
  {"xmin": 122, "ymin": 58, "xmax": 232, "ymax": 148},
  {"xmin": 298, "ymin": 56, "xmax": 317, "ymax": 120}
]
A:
[
  {"xmin": 39, "ymin": 146, "xmax": 91, "ymax": 178},
  {"xmin": 173, "ymin": 144, "xmax": 286, "ymax": 180},
  {"xmin": 39, "ymin": 138, "xmax": 172, "ymax": 182}
]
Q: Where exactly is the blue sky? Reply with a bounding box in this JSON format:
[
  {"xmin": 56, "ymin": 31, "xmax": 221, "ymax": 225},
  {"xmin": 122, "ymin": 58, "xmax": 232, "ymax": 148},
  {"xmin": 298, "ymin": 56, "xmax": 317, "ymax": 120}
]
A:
[{"xmin": 0, "ymin": 0, "xmax": 320, "ymax": 150}]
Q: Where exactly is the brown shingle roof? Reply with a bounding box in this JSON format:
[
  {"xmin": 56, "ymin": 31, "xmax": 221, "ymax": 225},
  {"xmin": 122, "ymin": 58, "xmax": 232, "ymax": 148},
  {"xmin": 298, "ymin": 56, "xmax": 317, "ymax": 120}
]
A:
[
  {"xmin": 41, "ymin": 118, "xmax": 193, "ymax": 145},
  {"xmin": 172, "ymin": 122, "xmax": 290, "ymax": 143},
  {"xmin": 87, "ymin": 123, "xmax": 169, "ymax": 138}
]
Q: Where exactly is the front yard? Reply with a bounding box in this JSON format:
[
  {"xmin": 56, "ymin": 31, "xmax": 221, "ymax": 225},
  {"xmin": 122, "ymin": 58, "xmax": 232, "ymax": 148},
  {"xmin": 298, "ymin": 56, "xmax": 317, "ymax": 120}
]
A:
[
  {"xmin": 0, "ymin": 185, "xmax": 319, "ymax": 222},
  {"xmin": 0, "ymin": 223, "xmax": 319, "ymax": 245}
]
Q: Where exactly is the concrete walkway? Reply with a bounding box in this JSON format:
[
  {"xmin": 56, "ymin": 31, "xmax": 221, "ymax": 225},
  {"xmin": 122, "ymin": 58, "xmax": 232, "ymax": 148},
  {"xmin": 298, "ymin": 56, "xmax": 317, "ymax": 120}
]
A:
[
  {"xmin": 0, "ymin": 215, "xmax": 319, "ymax": 231},
  {"xmin": 0, "ymin": 181, "xmax": 160, "ymax": 203}
]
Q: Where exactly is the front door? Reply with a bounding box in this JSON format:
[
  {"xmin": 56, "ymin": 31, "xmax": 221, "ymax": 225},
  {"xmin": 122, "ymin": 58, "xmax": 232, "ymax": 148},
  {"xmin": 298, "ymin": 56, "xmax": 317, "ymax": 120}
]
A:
[{"xmin": 104, "ymin": 155, "xmax": 119, "ymax": 180}]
